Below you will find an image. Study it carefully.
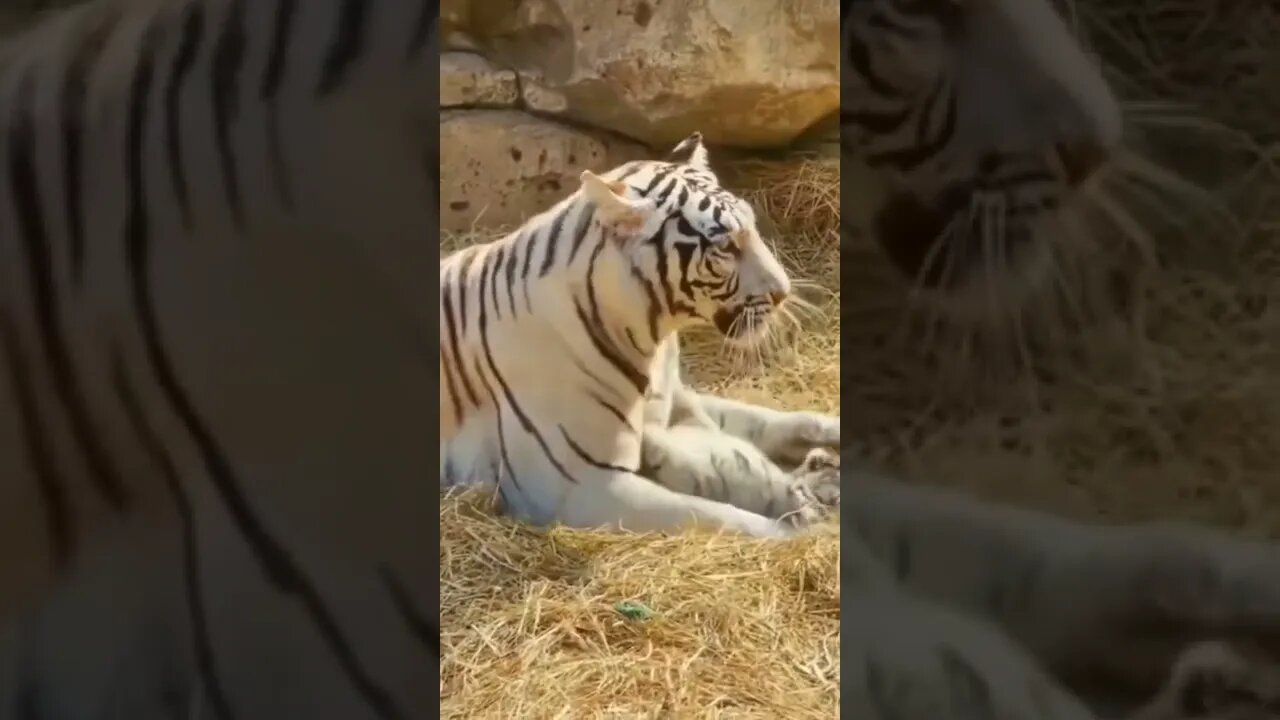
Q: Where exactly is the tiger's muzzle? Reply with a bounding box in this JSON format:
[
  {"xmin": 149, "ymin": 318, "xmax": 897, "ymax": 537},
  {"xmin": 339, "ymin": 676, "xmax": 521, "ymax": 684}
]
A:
[{"xmin": 713, "ymin": 293, "xmax": 784, "ymax": 343}]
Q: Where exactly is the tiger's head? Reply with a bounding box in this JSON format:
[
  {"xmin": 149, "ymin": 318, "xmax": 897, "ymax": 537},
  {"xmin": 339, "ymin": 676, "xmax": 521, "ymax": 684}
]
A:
[
  {"xmin": 579, "ymin": 133, "xmax": 791, "ymax": 348},
  {"xmin": 842, "ymin": 0, "xmax": 1124, "ymax": 314}
]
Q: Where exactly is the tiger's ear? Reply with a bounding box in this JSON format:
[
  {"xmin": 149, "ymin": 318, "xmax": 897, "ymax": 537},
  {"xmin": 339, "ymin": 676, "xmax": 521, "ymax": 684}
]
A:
[
  {"xmin": 668, "ymin": 131, "xmax": 710, "ymax": 172},
  {"xmin": 579, "ymin": 170, "xmax": 658, "ymax": 238}
]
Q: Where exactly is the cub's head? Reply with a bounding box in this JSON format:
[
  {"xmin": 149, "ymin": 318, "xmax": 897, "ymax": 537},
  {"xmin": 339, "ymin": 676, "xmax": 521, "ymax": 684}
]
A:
[
  {"xmin": 580, "ymin": 132, "xmax": 790, "ymax": 347},
  {"xmin": 842, "ymin": 0, "xmax": 1124, "ymax": 313}
]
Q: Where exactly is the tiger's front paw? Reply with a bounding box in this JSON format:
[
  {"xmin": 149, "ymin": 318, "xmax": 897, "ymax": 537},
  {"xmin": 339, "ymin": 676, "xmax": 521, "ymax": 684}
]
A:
[
  {"xmin": 773, "ymin": 451, "xmax": 839, "ymax": 532},
  {"xmin": 773, "ymin": 413, "xmax": 841, "ymax": 466},
  {"xmin": 777, "ymin": 502, "xmax": 829, "ymax": 534},
  {"xmin": 788, "ymin": 447, "xmax": 840, "ymax": 517},
  {"xmin": 1135, "ymin": 640, "xmax": 1280, "ymax": 720},
  {"xmin": 798, "ymin": 412, "xmax": 840, "ymax": 449}
]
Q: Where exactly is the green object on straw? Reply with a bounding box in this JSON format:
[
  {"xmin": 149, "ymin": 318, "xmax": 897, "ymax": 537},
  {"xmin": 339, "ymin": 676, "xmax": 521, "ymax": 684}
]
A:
[{"xmin": 614, "ymin": 600, "xmax": 655, "ymax": 621}]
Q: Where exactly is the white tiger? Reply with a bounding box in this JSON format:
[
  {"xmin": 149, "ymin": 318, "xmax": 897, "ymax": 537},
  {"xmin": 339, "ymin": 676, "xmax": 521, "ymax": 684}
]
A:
[
  {"xmin": 439, "ymin": 132, "xmax": 841, "ymax": 538},
  {"xmin": 841, "ymin": 0, "xmax": 1280, "ymax": 718}
]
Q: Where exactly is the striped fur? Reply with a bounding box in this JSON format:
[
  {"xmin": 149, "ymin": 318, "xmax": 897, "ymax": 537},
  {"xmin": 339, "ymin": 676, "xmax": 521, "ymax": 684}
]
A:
[
  {"xmin": 0, "ymin": 0, "xmax": 437, "ymax": 717},
  {"xmin": 637, "ymin": 336, "xmax": 841, "ymax": 523},
  {"xmin": 439, "ymin": 134, "xmax": 841, "ymax": 537}
]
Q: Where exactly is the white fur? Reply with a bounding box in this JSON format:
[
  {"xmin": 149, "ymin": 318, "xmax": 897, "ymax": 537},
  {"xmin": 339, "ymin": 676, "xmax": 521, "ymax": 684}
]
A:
[
  {"xmin": 439, "ymin": 148, "xmax": 839, "ymax": 538},
  {"xmin": 637, "ymin": 336, "xmax": 840, "ymax": 524}
]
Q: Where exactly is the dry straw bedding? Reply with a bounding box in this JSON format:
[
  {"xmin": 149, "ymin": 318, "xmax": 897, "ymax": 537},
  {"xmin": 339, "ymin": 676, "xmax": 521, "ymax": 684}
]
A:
[{"xmin": 440, "ymin": 159, "xmax": 841, "ymax": 718}]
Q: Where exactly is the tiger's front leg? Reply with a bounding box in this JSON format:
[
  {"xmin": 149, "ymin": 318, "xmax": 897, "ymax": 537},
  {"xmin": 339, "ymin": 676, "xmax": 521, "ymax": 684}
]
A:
[
  {"xmin": 490, "ymin": 404, "xmax": 797, "ymax": 539},
  {"xmin": 638, "ymin": 423, "xmax": 838, "ymax": 528},
  {"xmin": 846, "ymin": 591, "xmax": 1101, "ymax": 720},
  {"xmin": 845, "ymin": 564, "xmax": 1279, "ymax": 720},
  {"xmin": 845, "ymin": 465, "xmax": 1280, "ymax": 707},
  {"xmin": 842, "ymin": 538, "xmax": 1102, "ymax": 720},
  {"xmin": 1047, "ymin": 522, "xmax": 1280, "ymax": 701},
  {"xmin": 682, "ymin": 389, "xmax": 840, "ymax": 467}
]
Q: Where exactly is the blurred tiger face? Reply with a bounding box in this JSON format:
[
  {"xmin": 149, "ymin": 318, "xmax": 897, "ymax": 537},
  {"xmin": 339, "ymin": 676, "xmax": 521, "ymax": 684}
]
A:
[
  {"xmin": 583, "ymin": 134, "xmax": 792, "ymax": 348},
  {"xmin": 649, "ymin": 182, "xmax": 790, "ymax": 347},
  {"xmin": 841, "ymin": 0, "xmax": 1123, "ymax": 309}
]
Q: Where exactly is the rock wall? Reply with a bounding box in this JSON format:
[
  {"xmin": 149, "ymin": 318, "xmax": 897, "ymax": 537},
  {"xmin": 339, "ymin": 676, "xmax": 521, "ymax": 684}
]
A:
[
  {"xmin": 441, "ymin": 0, "xmax": 839, "ymax": 231},
  {"xmin": 0, "ymin": 0, "xmax": 839, "ymax": 233}
]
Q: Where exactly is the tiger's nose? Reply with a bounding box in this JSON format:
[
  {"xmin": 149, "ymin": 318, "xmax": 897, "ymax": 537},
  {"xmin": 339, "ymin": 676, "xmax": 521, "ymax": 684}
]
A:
[
  {"xmin": 1055, "ymin": 140, "xmax": 1109, "ymax": 187},
  {"xmin": 768, "ymin": 290, "xmax": 787, "ymax": 307}
]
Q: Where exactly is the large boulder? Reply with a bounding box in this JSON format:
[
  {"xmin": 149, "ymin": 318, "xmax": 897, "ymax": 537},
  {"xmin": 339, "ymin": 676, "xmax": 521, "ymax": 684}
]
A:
[
  {"xmin": 440, "ymin": 110, "xmax": 648, "ymax": 231},
  {"xmin": 440, "ymin": 52, "xmax": 520, "ymax": 107},
  {"xmin": 444, "ymin": 0, "xmax": 839, "ymax": 149}
]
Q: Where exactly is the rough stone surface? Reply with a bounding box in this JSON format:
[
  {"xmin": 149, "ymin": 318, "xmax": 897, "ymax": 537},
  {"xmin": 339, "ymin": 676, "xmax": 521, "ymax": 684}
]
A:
[
  {"xmin": 440, "ymin": 110, "xmax": 648, "ymax": 231},
  {"xmin": 441, "ymin": 52, "xmax": 520, "ymax": 107},
  {"xmin": 446, "ymin": 0, "xmax": 839, "ymax": 149}
]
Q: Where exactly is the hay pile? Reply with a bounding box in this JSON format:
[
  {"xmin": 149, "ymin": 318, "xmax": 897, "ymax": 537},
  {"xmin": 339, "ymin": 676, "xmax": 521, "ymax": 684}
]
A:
[
  {"xmin": 440, "ymin": 493, "xmax": 839, "ymax": 718},
  {"xmin": 440, "ymin": 158, "xmax": 841, "ymax": 718}
]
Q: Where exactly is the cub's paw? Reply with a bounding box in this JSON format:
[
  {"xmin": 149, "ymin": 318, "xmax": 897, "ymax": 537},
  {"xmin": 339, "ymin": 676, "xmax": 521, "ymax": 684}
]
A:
[{"xmin": 790, "ymin": 447, "xmax": 840, "ymax": 510}]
